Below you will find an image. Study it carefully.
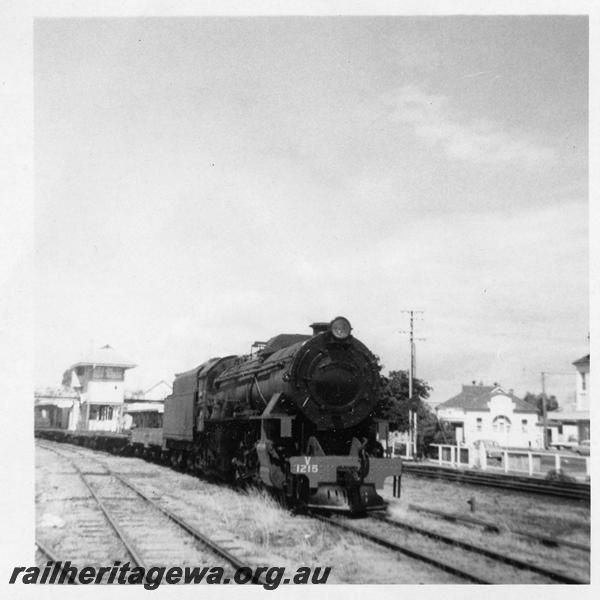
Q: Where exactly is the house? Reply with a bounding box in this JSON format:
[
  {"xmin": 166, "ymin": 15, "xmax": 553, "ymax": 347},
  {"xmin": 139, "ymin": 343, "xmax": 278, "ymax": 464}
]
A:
[
  {"xmin": 143, "ymin": 380, "xmax": 172, "ymax": 402},
  {"xmin": 436, "ymin": 383, "xmax": 541, "ymax": 448}
]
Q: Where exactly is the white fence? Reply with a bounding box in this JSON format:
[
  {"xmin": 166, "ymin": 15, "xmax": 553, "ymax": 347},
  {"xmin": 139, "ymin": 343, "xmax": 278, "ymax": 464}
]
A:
[
  {"xmin": 390, "ymin": 441, "xmax": 414, "ymax": 459},
  {"xmin": 429, "ymin": 444, "xmax": 590, "ymax": 478}
]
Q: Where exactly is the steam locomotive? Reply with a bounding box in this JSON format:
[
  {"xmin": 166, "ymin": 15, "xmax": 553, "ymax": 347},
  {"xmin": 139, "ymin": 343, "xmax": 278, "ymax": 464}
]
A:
[
  {"xmin": 36, "ymin": 317, "xmax": 402, "ymax": 514},
  {"xmin": 162, "ymin": 316, "xmax": 402, "ymax": 513}
]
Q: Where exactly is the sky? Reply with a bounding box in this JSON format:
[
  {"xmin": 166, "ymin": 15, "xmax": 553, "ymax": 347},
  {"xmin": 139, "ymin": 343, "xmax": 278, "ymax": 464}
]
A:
[{"xmin": 34, "ymin": 16, "xmax": 589, "ymax": 406}]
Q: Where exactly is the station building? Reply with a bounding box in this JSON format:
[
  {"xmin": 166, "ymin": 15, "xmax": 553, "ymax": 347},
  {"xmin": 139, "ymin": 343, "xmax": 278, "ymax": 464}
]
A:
[
  {"xmin": 34, "ymin": 387, "xmax": 79, "ymax": 430},
  {"xmin": 436, "ymin": 383, "xmax": 542, "ymax": 448}
]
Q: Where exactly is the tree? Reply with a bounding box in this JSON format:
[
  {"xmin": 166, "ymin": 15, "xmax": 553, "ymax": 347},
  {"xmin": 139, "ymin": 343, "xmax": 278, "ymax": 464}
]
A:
[
  {"xmin": 375, "ymin": 370, "xmax": 442, "ymax": 457},
  {"xmin": 522, "ymin": 392, "xmax": 559, "ymax": 415},
  {"xmin": 375, "ymin": 369, "xmax": 432, "ymax": 431}
]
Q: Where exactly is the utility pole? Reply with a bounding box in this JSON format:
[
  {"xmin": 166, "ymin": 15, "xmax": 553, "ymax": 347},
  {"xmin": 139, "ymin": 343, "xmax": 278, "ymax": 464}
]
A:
[
  {"xmin": 541, "ymin": 371, "xmax": 547, "ymax": 450},
  {"xmin": 401, "ymin": 310, "xmax": 424, "ymax": 458}
]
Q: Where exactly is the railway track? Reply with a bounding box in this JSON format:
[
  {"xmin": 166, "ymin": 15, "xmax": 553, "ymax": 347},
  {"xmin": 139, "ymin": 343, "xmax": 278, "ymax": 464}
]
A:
[
  {"xmin": 37, "ymin": 440, "xmax": 588, "ymax": 584},
  {"xmin": 314, "ymin": 514, "xmax": 489, "ymax": 584},
  {"xmin": 373, "ymin": 514, "xmax": 586, "ymax": 584},
  {"xmin": 36, "ymin": 539, "xmax": 60, "ymax": 562},
  {"xmin": 36, "ymin": 441, "xmax": 265, "ymax": 584},
  {"xmin": 35, "ymin": 540, "xmax": 80, "ymax": 584},
  {"xmin": 316, "ymin": 514, "xmax": 587, "ymax": 584},
  {"xmin": 408, "ymin": 503, "xmax": 591, "ymax": 552},
  {"xmin": 402, "ymin": 463, "xmax": 590, "ymax": 501}
]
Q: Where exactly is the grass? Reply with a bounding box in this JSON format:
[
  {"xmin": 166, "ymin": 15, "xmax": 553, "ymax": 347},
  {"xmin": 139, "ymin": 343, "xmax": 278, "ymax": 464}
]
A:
[
  {"xmin": 104, "ymin": 461, "xmax": 461, "ymax": 582},
  {"xmin": 387, "ymin": 474, "xmax": 590, "ymax": 544},
  {"xmin": 382, "ymin": 475, "xmax": 590, "ymax": 582}
]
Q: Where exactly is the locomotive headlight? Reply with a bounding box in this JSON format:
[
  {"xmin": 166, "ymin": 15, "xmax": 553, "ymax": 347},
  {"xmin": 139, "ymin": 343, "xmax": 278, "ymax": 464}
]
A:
[{"xmin": 330, "ymin": 316, "xmax": 352, "ymax": 340}]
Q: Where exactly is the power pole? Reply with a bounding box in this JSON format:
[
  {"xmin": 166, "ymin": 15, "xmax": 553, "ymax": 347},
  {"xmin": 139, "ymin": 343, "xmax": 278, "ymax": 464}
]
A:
[
  {"xmin": 401, "ymin": 310, "xmax": 424, "ymax": 458},
  {"xmin": 541, "ymin": 371, "xmax": 547, "ymax": 450}
]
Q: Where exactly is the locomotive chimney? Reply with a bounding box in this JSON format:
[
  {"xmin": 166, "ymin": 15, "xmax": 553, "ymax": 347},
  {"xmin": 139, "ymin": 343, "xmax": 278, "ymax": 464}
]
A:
[{"xmin": 310, "ymin": 322, "xmax": 329, "ymax": 335}]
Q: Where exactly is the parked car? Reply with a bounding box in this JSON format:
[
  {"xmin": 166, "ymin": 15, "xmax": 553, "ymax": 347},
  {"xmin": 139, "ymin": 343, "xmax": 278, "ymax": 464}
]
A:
[
  {"xmin": 575, "ymin": 440, "xmax": 590, "ymax": 456},
  {"xmin": 472, "ymin": 439, "xmax": 503, "ymax": 461},
  {"xmin": 550, "ymin": 436, "xmax": 578, "ymax": 451}
]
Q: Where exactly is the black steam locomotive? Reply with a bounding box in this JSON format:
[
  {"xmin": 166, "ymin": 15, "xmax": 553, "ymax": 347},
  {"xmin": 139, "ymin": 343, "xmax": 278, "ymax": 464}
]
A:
[
  {"xmin": 36, "ymin": 317, "xmax": 402, "ymax": 515},
  {"xmin": 163, "ymin": 316, "xmax": 402, "ymax": 513}
]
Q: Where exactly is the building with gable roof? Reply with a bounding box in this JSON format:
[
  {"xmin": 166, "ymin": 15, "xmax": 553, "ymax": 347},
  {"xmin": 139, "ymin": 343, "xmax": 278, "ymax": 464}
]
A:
[
  {"xmin": 142, "ymin": 380, "xmax": 172, "ymax": 402},
  {"xmin": 544, "ymin": 354, "xmax": 590, "ymax": 446},
  {"xmin": 121, "ymin": 380, "xmax": 170, "ymax": 430},
  {"xmin": 436, "ymin": 383, "xmax": 541, "ymax": 448},
  {"xmin": 573, "ymin": 354, "xmax": 590, "ymax": 411}
]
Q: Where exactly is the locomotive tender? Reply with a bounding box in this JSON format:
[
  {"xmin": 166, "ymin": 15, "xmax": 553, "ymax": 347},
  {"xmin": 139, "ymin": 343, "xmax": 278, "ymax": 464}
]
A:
[
  {"xmin": 36, "ymin": 317, "xmax": 402, "ymax": 514},
  {"xmin": 162, "ymin": 316, "xmax": 401, "ymax": 513}
]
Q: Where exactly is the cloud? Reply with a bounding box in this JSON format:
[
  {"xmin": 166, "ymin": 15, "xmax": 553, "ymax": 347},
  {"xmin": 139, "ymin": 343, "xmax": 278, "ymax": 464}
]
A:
[
  {"xmin": 277, "ymin": 195, "xmax": 587, "ymax": 404},
  {"xmin": 382, "ymin": 85, "xmax": 556, "ymax": 168}
]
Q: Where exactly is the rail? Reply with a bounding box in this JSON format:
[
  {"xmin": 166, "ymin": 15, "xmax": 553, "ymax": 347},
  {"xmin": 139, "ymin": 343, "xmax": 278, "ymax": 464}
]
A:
[
  {"xmin": 372, "ymin": 514, "xmax": 586, "ymax": 584},
  {"xmin": 407, "ymin": 503, "xmax": 590, "ymax": 552},
  {"xmin": 35, "ymin": 541, "xmax": 80, "ymax": 585},
  {"xmin": 402, "ymin": 463, "xmax": 590, "ymax": 500},
  {"xmin": 36, "ymin": 441, "xmax": 265, "ymax": 583},
  {"xmin": 313, "ymin": 514, "xmax": 490, "ymax": 584}
]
